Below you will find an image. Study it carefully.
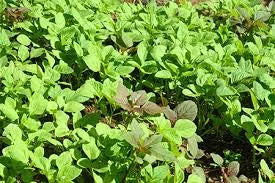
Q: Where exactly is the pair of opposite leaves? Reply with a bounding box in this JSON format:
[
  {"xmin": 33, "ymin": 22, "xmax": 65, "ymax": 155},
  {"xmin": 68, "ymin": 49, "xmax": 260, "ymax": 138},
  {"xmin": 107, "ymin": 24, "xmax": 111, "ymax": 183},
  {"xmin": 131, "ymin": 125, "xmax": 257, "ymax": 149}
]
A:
[{"xmin": 114, "ymin": 83, "xmax": 198, "ymax": 122}]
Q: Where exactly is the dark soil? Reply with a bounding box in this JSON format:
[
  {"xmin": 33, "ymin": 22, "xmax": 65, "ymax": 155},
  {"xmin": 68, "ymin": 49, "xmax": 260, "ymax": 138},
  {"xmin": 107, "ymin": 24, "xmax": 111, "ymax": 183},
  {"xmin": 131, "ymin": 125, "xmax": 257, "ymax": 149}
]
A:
[{"xmin": 199, "ymin": 133, "xmax": 257, "ymax": 182}]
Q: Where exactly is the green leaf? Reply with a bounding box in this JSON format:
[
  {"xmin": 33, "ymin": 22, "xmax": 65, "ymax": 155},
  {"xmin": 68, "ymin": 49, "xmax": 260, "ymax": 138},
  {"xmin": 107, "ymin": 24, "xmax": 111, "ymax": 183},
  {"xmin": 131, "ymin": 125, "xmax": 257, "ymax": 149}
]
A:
[
  {"xmin": 0, "ymin": 29, "xmax": 10, "ymax": 46},
  {"xmin": 161, "ymin": 128, "xmax": 182, "ymax": 144},
  {"xmin": 216, "ymin": 85, "xmax": 237, "ymax": 96},
  {"xmin": 73, "ymin": 42, "xmax": 83, "ymax": 57},
  {"xmin": 0, "ymin": 163, "xmax": 7, "ymax": 178},
  {"xmin": 93, "ymin": 171, "xmax": 103, "ymax": 183},
  {"xmin": 260, "ymin": 159, "xmax": 274, "ymax": 179},
  {"xmin": 155, "ymin": 70, "xmax": 172, "ymax": 79},
  {"xmin": 0, "ymin": 0, "xmax": 7, "ymax": 13},
  {"xmin": 174, "ymin": 163, "xmax": 184, "ymax": 183},
  {"xmin": 30, "ymin": 48, "xmax": 45, "ymax": 58},
  {"xmin": 2, "ymin": 144, "xmax": 29, "ymax": 164},
  {"xmin": 55, "ymin": 12, "xmax": 66, "ymax": 28},
  {"xmin": 228, "ymin": 176, "xmax": 239, "ymax": 183},
  {"xmin": 0, "ymin": 104, "xmax": 19, "ymax": 121},
  {"xmin": 116, "ymin": 65, "xmax": 135, "ymax": 76},
  {"xmin": 83, "ymin": 54, "xmax": 101, "ymax": 72},
  {"xmin": 57, "ymin": 165, "xmax": 82, "ymax": 181},
  {"xmin": 3, "ymin": 124, "xmax": 22, "ymax": 141},
  {"xmin": 82, "ymin": 138, "xmax": 100, "ymax": 160},
  {"xmin": 64, "ymin": 101, "xmax": 85, "ymax": 113},
  {"xmin": 187, "ymin": 174, "xmax": 204, "ymax": 183},
  {"xmin": 247, "ymin": 42, "xmax": 259, "ymax": 55},
  {"xmin": 153, "ymin": 165, "xmax": 169, "ymax": 181},
  {"xmin": 54, "ymin": 61, "xmax": 74, "ymax": 74},
  {"xmin": 151, "ymin": 45, "xmax": 166, "ymax": 61},
  {"xmin": 137, "ymin": 41, "xmax": 148, "ymax": 64},
  {"xmin": 210, "ymin": 153, "xmax": 224, "ymax": 166},
  {"xmin": 253, "ymin": 81, "xmax": 270, "ymax": 101},
  {"xmin": 17, "ymin": 34, "xmax": 31, "ymax": 46},
  {"xmin": 257, "ymin": 134, "xmax": 273, "ymax": 146},
  {"xmin": 121, "ymin": 31, "xmax": 133, "ymax": 47},
  {"xmin": 174, "ymin": 119, "xmax": 197, "ymax": 138},
  {"xmin": 18, "ymin": 45, "xmax": 29, "ymax": 61},
  {"xmin": 56, "ymin": 152, "xmax": 72, "ymax": 169},
  {"xmin": 150, "ymin": 143, "xmax": 176, "ymax": 161},
  {"xmin": 29, "ymin": 93, "xmax": 48, "ymax": 115}
]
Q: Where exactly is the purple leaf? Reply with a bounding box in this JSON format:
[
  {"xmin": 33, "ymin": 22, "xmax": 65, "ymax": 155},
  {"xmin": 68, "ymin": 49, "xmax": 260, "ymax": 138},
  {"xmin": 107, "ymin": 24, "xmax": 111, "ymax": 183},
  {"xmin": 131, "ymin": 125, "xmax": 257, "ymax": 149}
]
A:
[
  {"xmin": 142, "ymin": 101, "xmax": 163, "ymax": 115},
  {"xmin": 131, "ymin": 90, "xmax": 148, "ymax": 106},
  {"xmin": 227, "ymin": 161, "xmax": 240, "ymax": 176},
  {"xmin": 163, "ymin": 106, "xmax": 177, "ymax": 122}
]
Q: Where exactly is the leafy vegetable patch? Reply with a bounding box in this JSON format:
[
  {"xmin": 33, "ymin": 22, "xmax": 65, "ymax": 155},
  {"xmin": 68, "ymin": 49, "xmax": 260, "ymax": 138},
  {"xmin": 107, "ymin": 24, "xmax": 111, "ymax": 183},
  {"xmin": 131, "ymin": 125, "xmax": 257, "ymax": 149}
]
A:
[{"xmin": 0, "ymin": 0, "xmax": 274, "ymax": 182}]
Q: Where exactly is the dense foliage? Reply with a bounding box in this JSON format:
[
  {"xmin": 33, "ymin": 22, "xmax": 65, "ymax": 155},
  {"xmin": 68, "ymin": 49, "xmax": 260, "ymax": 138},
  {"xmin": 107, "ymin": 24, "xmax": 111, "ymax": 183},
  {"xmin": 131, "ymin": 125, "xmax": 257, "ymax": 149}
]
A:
[{"xmin": 0, "ymin": 0, "xmax": 274, "ymax": 182}]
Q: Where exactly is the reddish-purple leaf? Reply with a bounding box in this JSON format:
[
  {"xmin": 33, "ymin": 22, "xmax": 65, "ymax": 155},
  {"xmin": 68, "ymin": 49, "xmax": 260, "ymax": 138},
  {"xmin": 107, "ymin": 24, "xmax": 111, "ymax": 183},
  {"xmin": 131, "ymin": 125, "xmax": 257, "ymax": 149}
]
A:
[
  {"xmin": 114, "ymin": 82, "xmax": 132, "ymax": 111},
  {"xmin": 115, "ymin": 95, "xmax": 132, "ymax": 111},
  {"xmin": 227, "ymin": 161, "xmax": 240, "ymax": 176},
  {"xmin": 163, "ymin": 107, "xmax": 177, "ymax": 122},
  {"xmin": 142, "ymin": 101, "xmax": 163, "ymax": 115},
  {"xmin": 175, "ymin": 100, "xmax": 198, "ymax": 121},
  {"xmin": 116, "ymin": 82, "xmax": 130, "ymax": 98},
  {"xmin": 131, "ymin": 90, "xmax": 148, "ymax": 106}
]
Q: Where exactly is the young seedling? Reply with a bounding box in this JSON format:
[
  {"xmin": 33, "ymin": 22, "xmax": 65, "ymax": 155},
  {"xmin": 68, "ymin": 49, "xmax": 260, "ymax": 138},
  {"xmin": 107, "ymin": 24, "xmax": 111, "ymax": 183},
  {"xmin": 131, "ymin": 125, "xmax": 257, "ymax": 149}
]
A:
[{"xmin": 210, "ymin": 153, "xmax": 248, "ymax": 183}]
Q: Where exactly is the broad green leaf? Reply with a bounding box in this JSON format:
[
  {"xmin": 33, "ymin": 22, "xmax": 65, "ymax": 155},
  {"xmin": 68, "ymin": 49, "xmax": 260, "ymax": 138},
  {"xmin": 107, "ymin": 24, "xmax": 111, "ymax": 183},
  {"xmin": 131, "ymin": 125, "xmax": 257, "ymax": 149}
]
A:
[
  {"xmin": 260, "ymin": 159, "xmax": 274, "ymax": 179},
  {"xmin": 18, "ymin": 45, "xmax": 29, "ymax": 61},
  {"xmin": 56, "ymin": 152, "xmax": 72, "ymax": 169},
  {"xmin": 174, "ymin": 163, "xmax": 184, "ymax": 183},
  {"xmin": 2, "ymin": 144, "xmax": 29, "ymax": 164},
  {"xmin": 153, "ymin": 165, "xmax": 169, "ymax": 181},
  {"xmin": 57, "ymin": 165, "xmax": 82, "ymax": 181},
  {"xmin": 137, "ymin": 41, "xmax": 148, "ymax": 64},
  {"xmin": 64, "ymin": 101, "xmax": 85, "ymax": 113},
  {"xmin": 17, "ymin": 34, "xmax": 31, "ymax": 46},
  {"xmin": 116, "ymin": 65, "xmax": 135, "ymax": 76},
  {"xmin": 257, "ymin": 134, "xmax": 273, "ymax": 146},
  {"xmin": 54, "ymin": 61, "xmax": 74, "ymax": 74},
  {"xmin": 55, "ymin": 12, "xmax": 66, "ymax": 28},
  {"xmin": 187, "ymin": 136, "xmax": 198, "ymax": 158},
  {"xmin": 187, "ymin": 174, "xmax": 204, "ymax": 183},
  {"xmin": 0, "ymin": 0, "xmax": 7, "ymax": 13},
  {"xmin": 174, "ymin": 119, "xmax": 197, "ymax": 138},
  {"xmin": 151, "ymin": 45, "xmax": 166, "ymax": 61},
  {"xmin": 210, "ymin": 153, "xmax": 224, "ymax": 166},
  {"xmin": 121, "ymin": 31, "xmax": 133, "ymax": 47},
  {"xmin": 83, "ymin": 54, "xmax": 101, "ymax": 72},
  {"xmin": 82, "ymin": 138, "xmax": 100, "ymax": 160},
  {"xmin": 3, "ymin": 124, "xmax": 22, "ymax": 141},
  {"xmin": 30, "ymin": 48, "xmax": 45, "ymax": 58},
  {"xmin": 216, "ymin": 85, "xmax": 237, "ymax": 96},
  {"xmin": 253, "ymin": 81, "xmax": 270, "ymax": 101},
  {"xmin": 73, "ymin": 42, "xmax": 83, "ymax": 57},
  {"xmin": 161, "ymin": 128, "xmax": 182, "ymax": 144},
  {"xmin": 0, "ymin": 29, "xmax": 10, "ymax": 46},
  {"xmin": 228, "ymin": 176, "xmax": 239, "ymax": 183},
  {"xmin": 155, "ymin": 70, "xmax": 172, "ymax": 79},
  {"xmin": 0, "ymin": 104, "xmax": 18, "ymax": 121},
  {"xmin": 29, "ymin": 93, "xmax": 48, "ymax": 115},
  {"xmin": 0, "ymin": 163, "xmax": 6, "ymax": 178},
  {"xmin": 150, "ymin": 143, "xmax": 176, "ymax": 161},
  {"xmin": 93, "ymin": 171, "xmax": 103, "ymax": 183}
]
